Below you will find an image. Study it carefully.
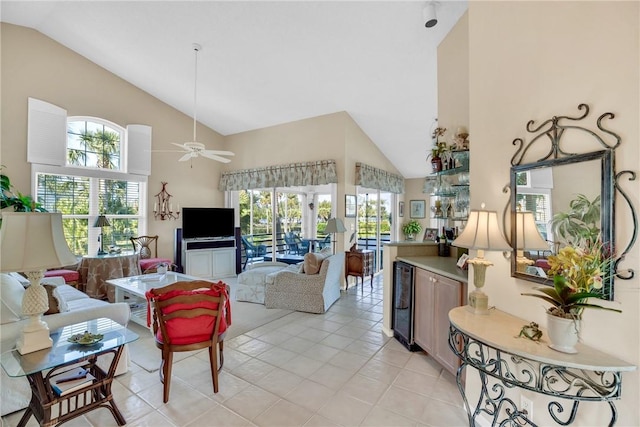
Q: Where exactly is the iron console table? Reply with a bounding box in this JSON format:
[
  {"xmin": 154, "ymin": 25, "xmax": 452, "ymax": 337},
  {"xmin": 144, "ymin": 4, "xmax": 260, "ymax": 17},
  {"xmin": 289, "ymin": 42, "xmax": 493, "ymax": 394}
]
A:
[{"xmin": 448, "ymin": 307, "xmax": 636, "ymax": 426}]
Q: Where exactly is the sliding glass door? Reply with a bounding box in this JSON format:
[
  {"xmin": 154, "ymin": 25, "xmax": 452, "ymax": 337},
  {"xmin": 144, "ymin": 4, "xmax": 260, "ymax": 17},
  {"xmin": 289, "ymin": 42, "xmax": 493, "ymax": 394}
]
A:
[{"xmin": 356, "ymin": 188, "xmax": 394, "ymax": 272}]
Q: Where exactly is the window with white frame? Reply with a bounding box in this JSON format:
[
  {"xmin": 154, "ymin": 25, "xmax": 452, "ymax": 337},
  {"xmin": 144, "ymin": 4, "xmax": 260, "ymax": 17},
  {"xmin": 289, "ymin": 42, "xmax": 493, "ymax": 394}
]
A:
[{"xmin": 33, "ymin": 117, "xmax": 147, "ymax": 256}]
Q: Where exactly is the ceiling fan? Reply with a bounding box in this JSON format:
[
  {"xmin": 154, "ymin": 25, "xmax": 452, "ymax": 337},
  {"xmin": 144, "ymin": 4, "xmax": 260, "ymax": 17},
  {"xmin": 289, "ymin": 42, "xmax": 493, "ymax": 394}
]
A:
[{"xmin": 156, "ymin": 43, "xmax": 234, "ymax": 164}]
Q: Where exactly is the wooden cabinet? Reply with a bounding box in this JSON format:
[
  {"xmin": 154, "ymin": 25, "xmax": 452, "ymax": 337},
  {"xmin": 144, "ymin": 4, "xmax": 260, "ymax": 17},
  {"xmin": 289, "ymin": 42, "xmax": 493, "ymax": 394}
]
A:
[
  {"xmin": 345, "ymin": 249, "xmax": 374, "ymax": 290},
  {"xmin": 414, "ymin": 267, "xmax": 465, "ymax": 375}
]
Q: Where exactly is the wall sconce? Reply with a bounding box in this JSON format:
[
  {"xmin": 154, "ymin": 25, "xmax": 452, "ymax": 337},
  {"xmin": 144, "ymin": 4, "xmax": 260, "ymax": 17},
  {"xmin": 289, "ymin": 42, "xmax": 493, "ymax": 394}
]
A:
[
  {"xmin": 308, "ymin": 202, "xmax": 315, "ymax": 210},
  {"xmin": 153, "ymin": 182, "xmax": 179, "ymax": 220}
]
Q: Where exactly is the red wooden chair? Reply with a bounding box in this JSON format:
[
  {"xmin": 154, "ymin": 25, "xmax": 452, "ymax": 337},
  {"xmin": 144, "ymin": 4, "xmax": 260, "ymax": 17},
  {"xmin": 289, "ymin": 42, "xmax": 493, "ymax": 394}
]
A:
[{"xmin": 145, "ymin": 280, "xmax": 231, "ymax": 402}]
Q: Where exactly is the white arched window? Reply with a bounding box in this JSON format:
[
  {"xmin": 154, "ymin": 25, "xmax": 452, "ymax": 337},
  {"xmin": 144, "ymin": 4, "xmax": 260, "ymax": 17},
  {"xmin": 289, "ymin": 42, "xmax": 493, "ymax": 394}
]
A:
[{"xmin": 29, "ymin": 99, "xmax": 151, "ymax": 256}]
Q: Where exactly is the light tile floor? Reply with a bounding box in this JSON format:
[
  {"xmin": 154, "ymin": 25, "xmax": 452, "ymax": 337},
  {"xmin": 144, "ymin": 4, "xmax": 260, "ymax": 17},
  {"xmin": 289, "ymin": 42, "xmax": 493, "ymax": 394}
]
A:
[{"xmin": 2, "ymin": 275, "xmax": 467, "ymax": 427}]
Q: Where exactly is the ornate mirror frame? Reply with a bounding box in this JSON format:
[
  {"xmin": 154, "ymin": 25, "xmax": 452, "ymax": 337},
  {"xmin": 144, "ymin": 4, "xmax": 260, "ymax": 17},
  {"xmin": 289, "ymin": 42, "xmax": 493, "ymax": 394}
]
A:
[{"xmin": 507, "ymin": 104, "xmax": 637, "ymax": 300}]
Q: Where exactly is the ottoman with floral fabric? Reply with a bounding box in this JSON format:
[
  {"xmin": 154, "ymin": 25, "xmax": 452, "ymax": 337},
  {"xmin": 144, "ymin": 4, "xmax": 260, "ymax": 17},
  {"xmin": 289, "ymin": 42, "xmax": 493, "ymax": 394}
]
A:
[{"xmin": 235, "ymin": 262, "xmax": 293, "ymax": 304}]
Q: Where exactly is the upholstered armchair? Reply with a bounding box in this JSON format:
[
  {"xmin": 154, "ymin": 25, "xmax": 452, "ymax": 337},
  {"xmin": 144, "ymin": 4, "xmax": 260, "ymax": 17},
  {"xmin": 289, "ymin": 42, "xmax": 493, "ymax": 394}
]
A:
[{"xmin": 265, "ymin": 251, "xmax": 344, "ymax": 314}]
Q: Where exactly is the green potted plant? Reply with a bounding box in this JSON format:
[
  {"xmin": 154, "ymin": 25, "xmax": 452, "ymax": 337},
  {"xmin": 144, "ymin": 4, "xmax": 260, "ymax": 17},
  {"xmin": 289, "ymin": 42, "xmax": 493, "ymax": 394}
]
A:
[
  {"xmin": 521, "ymin": 242, "xmax": 620, "ymax": 353},
  {"xmin": 402, "ymin": 220, "xmax": 422, "ymax": 241},
  {"xmin": 1, "ymin": 167, "xmax": 46, "ymax": 212}
]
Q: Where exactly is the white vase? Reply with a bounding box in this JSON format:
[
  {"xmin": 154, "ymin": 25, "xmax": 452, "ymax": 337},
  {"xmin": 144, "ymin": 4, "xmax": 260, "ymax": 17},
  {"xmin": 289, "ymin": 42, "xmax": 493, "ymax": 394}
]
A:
[{"xmin": 546, "ymin": 312, "xmax": 580, "ymax": 354}]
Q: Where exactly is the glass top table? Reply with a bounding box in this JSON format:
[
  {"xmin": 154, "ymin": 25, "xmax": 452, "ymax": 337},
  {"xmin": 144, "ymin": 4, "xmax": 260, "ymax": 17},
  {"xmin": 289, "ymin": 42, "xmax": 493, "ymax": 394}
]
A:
[
  {"xmin": 1, "ymin": 318, "xmax": 138, "ymax": 427},
  {"xmin": 1, "ymin": 318, "xmax": 138, "ymax": 377}
]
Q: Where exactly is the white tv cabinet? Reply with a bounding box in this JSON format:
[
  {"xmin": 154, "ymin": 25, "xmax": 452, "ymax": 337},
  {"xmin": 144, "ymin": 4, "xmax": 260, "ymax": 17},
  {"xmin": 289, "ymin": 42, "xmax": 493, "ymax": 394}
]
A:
[{"xmin": 182, "ymin": 238, "xmax": 236, "ymax": 279}]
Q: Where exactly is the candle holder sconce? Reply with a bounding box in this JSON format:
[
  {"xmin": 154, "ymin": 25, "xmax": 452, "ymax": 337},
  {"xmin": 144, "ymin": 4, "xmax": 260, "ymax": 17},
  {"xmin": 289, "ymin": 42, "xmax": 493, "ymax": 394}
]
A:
[{"xmin": 154, "ymin": 182, "xmax": 179, "ymax": 220}]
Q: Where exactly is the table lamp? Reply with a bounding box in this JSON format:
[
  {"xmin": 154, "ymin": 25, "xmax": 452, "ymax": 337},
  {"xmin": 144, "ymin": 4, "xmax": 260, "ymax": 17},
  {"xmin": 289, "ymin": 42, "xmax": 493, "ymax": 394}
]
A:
[
  {"xmin": 325, "ymin": 217, "xmax": 347, "ymax": 254},
  {"xmin": 0, "ymin": 212, "xmax": 78, "ymax": 354},
  {"xmin": 94, "ymin": 215, "xmax": 111, "ymax": 256},
  {"xmin": 515, "ymin": 211, "xmax": 549, "ymax": 272},
  {"xmin": 451, "ymin": 203, "xmax": 510, "ymax": 315}
]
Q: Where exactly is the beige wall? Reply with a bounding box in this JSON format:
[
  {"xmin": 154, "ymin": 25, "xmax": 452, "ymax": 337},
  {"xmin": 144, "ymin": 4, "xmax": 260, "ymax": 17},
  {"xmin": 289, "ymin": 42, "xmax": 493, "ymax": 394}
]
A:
[
  {"xmin": 224, "ymin": 111, "xmax": 401, "ymax": 252},
  {"xmin": 1, "ymin": 23, "xmax": 227, "ymax": 259},
  {"xmin": 437, "ymin": 11, "xmax": 469, "ymax": 136},
  {"xmin": 461, "ymin": 2, "xmax": 639, "ymax": 425},
  {"xmin": 403, "ymin": 11, "xmax": 470, "ymax": 238}
]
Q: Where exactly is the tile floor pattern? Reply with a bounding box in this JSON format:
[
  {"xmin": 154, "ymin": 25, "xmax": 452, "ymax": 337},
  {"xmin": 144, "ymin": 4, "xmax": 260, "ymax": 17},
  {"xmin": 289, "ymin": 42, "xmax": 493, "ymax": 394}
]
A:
[{"xmin": 2, "ymin": 275, "xmax": 467, "ymax": 427}]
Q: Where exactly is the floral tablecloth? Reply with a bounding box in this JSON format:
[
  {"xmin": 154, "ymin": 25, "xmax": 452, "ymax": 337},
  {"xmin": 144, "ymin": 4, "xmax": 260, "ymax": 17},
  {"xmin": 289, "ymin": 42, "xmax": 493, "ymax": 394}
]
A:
[{"xmin": 79, "ymin": 253, "xmax": 141, "ymax": 302}]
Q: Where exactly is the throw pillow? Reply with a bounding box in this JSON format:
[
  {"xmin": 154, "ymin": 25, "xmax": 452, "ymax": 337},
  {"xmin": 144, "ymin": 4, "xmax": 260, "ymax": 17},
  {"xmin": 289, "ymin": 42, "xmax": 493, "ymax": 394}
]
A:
[
  {"xmin": 303, "ymin": 251, "xmax": 328, "ymax": 275},
  {"xmin": 0, "ymin": 273, "xmax": 25, "ymax": 324},
  {"xmin": 43, "ymin": 284, "xmax": 60, "ymax": 315}
]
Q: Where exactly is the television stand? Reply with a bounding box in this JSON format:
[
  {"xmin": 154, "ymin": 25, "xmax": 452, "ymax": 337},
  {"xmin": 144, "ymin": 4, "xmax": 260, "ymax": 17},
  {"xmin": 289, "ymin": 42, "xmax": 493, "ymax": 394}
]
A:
[{"xmin": 182, "ymin": 237, "xmax": 236, "ymax": 278}]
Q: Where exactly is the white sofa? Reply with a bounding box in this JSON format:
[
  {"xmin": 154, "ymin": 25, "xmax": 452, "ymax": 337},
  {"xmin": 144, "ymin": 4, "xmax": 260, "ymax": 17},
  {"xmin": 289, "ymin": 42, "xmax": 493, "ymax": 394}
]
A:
[
  {"xmin": 264, "ymin": 252, "xmax": 344, "ymax": 314},
  {"xmin": 0, "ymin": 273, "xmax": 131, "ymax": 416}
]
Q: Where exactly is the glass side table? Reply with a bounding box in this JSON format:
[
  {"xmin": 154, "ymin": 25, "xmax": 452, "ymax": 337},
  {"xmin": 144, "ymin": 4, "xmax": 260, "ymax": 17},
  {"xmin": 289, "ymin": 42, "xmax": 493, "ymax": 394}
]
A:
[{"xmin": 1, "ymin": 318, "xmax": 138, "ymax": 427}]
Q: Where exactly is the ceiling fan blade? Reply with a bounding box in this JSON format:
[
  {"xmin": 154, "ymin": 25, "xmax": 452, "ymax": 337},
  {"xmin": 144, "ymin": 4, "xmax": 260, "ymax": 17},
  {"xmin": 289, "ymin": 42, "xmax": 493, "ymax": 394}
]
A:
[
  {"xmin": 171, "ymin": 142, "xmax": 189, "ymax": 150},
  {"xmin": 199, "ymin": 151, "xmax": 232, "ymax": 163},
  {"xmin": 152, "ymin": 149, "xmax": 187, "ymax": 153},
  {"xmin": 178, "ymin": 152, "xmax": 195, "ymax": 162},
  {"xmin": 203, "ymin": 150, "xmax": 235, "ymax": 157}
]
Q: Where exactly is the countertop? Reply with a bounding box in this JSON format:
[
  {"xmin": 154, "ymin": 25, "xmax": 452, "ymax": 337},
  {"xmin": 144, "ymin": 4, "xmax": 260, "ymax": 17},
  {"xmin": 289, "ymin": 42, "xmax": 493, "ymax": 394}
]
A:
[
  {"xmin": 396, "ymin": 255, "xmax": 468, "ymax": 283},
  {"xmin": 384, "ymin": 240, "xmax": 439, "ymax": 247}
]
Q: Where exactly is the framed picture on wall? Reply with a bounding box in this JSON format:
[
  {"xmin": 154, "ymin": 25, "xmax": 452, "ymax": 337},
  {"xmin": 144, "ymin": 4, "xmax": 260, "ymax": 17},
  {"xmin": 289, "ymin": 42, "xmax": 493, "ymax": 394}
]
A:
[
  {"xmin": 399, "ymin": 201, "xmax": 404, "ymax": 218},
  {"xmin": 345, "ymin": 195, "xmax": 357, "ymax": 218},
  {"xmin": 410, "ymin": 200, "xmax": 426, "ymax": 219}
]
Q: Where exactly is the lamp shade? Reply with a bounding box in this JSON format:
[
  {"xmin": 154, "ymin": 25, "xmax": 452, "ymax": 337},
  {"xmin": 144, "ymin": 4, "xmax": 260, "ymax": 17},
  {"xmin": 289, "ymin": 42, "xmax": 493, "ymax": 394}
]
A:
[
  {"xmin": 0, "ymin": 212, "xmax": 78, "ymax": 272},
  {"xmin": 516, "ymin": 211, "xmax": 549, "ymax": 250},
  {"xmin": 325, "ymin": 218, "xmax": 347, "ymax": 234},
  {"xmin": 94, "ymin": 215, "xmax": 111, "ymax": 228},
  {"xmin": 452, "ymin": 208, "xmax": 510, "ymax": 251}
]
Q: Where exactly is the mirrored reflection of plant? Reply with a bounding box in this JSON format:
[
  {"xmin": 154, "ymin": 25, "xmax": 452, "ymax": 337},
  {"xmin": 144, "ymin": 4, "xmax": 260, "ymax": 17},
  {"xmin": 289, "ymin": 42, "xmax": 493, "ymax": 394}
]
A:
[{"xmin": 550, "ymin": 194, "xmax": 600, "ymax": 248}]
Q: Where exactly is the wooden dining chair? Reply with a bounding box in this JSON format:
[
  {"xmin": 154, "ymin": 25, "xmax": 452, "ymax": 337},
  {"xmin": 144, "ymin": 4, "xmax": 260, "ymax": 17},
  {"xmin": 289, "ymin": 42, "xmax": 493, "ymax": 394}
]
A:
[
  {"xmin": 145, "ymin": 280, "xmax": 230, "ymax": 403},
  {"xmin": 130, "ymin": 235, "xmax": 173, "ymax": 273}
]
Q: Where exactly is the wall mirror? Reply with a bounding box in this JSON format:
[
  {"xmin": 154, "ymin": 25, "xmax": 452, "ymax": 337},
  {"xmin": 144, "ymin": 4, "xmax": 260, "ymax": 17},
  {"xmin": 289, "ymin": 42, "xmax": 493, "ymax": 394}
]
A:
[{"xmin": 507, "ymin": 104, "xmax": 636, "ymax": 300}]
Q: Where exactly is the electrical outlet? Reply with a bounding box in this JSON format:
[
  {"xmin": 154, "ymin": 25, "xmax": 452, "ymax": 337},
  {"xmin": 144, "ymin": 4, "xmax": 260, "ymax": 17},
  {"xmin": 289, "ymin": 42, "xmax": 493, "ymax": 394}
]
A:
[{"xmin": 520, "ymin": 395, "xmax": 533, "ymax": 421}]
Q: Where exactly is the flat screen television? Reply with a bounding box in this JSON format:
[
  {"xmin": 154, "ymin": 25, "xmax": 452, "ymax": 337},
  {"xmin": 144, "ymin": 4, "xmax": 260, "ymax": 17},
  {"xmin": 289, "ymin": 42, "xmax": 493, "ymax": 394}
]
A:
[{"xmin": 181, "ymin": 207, "xmax": 235, "ymax": 240}]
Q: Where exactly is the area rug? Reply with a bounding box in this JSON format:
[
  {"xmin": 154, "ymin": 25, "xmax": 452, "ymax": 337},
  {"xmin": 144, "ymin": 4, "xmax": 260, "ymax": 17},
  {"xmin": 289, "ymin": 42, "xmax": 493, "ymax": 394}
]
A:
[{"xmin": 128, "ymin": 295, "xmax": 293, "ymax": 372}]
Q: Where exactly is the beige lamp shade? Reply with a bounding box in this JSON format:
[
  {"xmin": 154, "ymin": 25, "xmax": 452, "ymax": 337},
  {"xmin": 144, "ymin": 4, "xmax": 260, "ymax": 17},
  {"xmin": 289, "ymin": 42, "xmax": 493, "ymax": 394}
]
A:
[
  {"xmin": 325, "ymin": 218, "xmax": 347, "ymax": 234},
  {"xmin": 515, "ymin": 211, "xmax": 548, "ymax": 250},
  {"xmin": 1, "ymin": 212, "xmax": 77, "ymax": 354},
  {"xmin": 452, "ymin": 208, "xmax": 510, "ymax": 251},
  {"xmin": 0, "ymin": 212, "xmax": 78, "ymax": 272}
]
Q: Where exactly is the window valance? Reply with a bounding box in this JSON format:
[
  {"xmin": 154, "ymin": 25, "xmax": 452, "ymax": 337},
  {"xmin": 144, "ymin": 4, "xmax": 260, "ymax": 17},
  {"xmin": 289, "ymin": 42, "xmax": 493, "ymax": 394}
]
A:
[
  {"xmin": 219, "ymin": 160, "xmax": 338, "ymax": 191},
  {"xmin": 355, "ymin": 163, "xmax": 404, "ymax": 194}
]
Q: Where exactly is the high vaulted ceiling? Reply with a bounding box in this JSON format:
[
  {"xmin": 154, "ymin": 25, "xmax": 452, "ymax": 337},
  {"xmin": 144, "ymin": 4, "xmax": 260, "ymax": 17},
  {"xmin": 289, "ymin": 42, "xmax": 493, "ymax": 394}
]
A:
[{"xmin": 1, "ymin": 1, "xmax": 467, "ymax": 179}]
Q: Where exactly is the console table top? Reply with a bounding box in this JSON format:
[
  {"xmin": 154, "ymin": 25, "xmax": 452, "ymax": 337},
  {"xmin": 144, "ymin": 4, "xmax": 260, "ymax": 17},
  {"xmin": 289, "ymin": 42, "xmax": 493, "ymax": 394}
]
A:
[{"xmin": 449, "ymin": 306, "xmax": 636, "ymax": 372}]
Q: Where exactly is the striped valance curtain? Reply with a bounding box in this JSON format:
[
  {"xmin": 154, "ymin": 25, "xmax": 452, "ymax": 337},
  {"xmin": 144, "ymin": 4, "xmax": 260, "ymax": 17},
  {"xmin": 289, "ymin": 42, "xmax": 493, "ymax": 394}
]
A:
[
  {"xmin": 355, "ymin": 162, "xmax": 405, "ymax": 194},
  {"xmin": 219, "ymin": 160, "xmax": 338, "ymax": 191}
]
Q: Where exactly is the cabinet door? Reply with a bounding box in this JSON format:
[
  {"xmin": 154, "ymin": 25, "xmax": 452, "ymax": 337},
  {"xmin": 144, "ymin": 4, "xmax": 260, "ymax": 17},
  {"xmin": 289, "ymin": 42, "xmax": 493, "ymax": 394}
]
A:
[
  {"xmin": 346, "ymin": 252, "xmax": 363, "ymax": 275},
  {"xmin": 212, "ymin": 248, "xmax": 236, "ymax": 278},
  {"xmin": 413, "ymin": 268, "xmax": 435, "ymax": 353},
  {"xmin": 433, "ymin": 273, "xmax": 463, "ymax": 374},
  {"xmin": 186, "ymin": 250, "xmax": 213, "ymax": 278}
]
